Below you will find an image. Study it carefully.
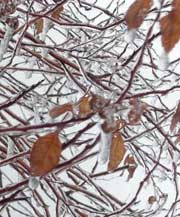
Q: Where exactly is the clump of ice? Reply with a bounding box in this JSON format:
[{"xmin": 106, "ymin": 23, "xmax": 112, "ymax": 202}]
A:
[
  {"xmin": 124, "ymin": 29, "xmax": 136, "ymax": 43},
  {"xmin": 28, "ymin": 176, "xmax": 40, "ymax": 190}
]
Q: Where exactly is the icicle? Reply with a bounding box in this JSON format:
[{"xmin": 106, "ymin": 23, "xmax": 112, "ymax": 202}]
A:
[
  {"xmin": 28, "ymin": 176, "xmax": 40, "ymax": 190},
  {"xmin": 6, "ymin": 136, "xmax": 15, "ymax": 158},
  {"xmin": 159, "ymin": 52, "xmax": 169, "ymax": 71},
  {"xmin": 0, "ymin": 24, "xmax": 13, "ymax": 62},
  {"xmin": 125, "ymin": 29, "xmax": 136, "ymax": 43},
  {"xmin": 98, "ymin": 128, "xmax": 112, "ymax": 164}
]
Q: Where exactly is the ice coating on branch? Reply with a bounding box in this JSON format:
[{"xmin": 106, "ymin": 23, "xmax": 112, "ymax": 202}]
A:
[
  {"xmin": 31, "ymin": 96, "xmax": 41, "ymax": 124},
  {"xmin": 159, "ymin": 52, "xmax": 169, "ymax": 71},
  {"xmin": 41, "ymin": 18, "xmax": 51, "ymax": 41},
  {"xmin": 0, "ymin": 24, "xmax": 13, "ymax": 62},
  {"xmin": 40, "ymin": 18, "xmax": 51, "ymax": 57},
  {"xmin": 125, "ymin": 29, "xmax": 136, "ymax": 43},
  {"xmin": 98, "ymin": 128, "xmax": 112, "ymax": 164},
  {"xmin": 25, "ymin": 57, "xmax": 36, "ymax": 79},
  {"xmin": 28, "ymin": 176, "xmax": 40, "ymax": 190},
  {"xmin": 6, "ymin": 136, "xmax": 15, "ymax": 158}
]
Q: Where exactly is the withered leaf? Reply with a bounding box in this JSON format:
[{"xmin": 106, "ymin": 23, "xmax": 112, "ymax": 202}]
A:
[
  {"xmin": 49, "ymin": 103, "xmax": 73, "ymax": 118},
  {"xmin": 35, "ymin": 5, "xmax": 63, "ymax": 34},
  {"xmin": 35, "ymin": 18, "xmax": 44, "ymax": 34},
  {"xmin": 125, "ymin": 0, "xmax": 152, "ymax": 29},
  {"xmin": 108, "ymin": 132, "xmax": 126, "ymax": 171},
  {"xmin": 124, "ymin": 154, "xmax": 137, "ymax": 181},
  {"xmin": 170, "ymin": 102, "xmax": 180, "ymax": 132},
  {"xmin": 51, "ymin": 5, "xmax": 64, "ymax": 20},
  {"xmin": 30, "ymin": 132, "xmax": 61, "ymax": 176},
  {"xmin": 160, "ymin": 10, "xmax": 180, "ymax": 53},
  {"xmin": 77, "ymin": 95, "xmax": 93, "ymax": 117},
  {"xmin": 148, "ymin": 195, "xmax": 156, "ymax": 204}
]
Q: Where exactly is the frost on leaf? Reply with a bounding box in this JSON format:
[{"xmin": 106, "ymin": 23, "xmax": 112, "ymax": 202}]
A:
[
  {"xmin": 30, "ymin": 132, "xmax": 61, "ymax": 176},
  {"xmin": 128, "ymin": 98, "xmax": 147, "ymax": 124},
  {"xmin": 170, "ymin": 102, "xmax": 180, "ymax": 132},
  {"xmin": 125, "ymin": 0, "xmax": 152, "ymax": 30},
  {"xmin": 90, "ymin": 94, "xmax": 110, "ymax": 113},
  {"xmin": 101, "ymin": 120, "xmax": 117, "ymax": 133},
  {"xmin": 160, "ymin": 9, "xmax": 180, "ymax": 53},
  {"xmin": 108, "ymin": 132, "xmax": 126, "ymax": 171},
  {"xmin": 49, "ymin": 103, "xmax": 73, "ymax": 118}
]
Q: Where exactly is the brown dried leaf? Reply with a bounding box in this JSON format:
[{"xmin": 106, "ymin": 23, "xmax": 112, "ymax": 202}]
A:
[
  {"xmin": 124, "ymin": 155, "xmax": 137, "ymax": 181},
  {"xmin": 30, "ymin": 132, "xmax": 61, "ymax": 176},
  {"xmin": 35, "ymin": 18, "xmax": 44, "ymax": 34},
  {"xmin": 51, "ymin": 5, "xmax": 64, "ymax": 20},
  {"xmin": 49, "ymin": 103, "xmax": 73, "ymax": 118},
  {"xmin": 124, "ymin": 154, "xmax": 136, "ymax": 165},
  {"xmin": 170, "ymin": 102, "xmax": 180, "ymax": 132},
  {"xmin": 148, "ymin": 195, "xmax": 156, "ymax": 204},
  {"xmin": 78, "ymin": 95, "xmax": 92, "ymax": 117},
  {"xmin": 160, "ymin": 10, "xmax": 180, "ymax": 53},
  {"xmin": 108, "ymin": 132, "xmax": 126, "ymax": 171},
  {"xmin": 125, "ymin": 0, "xmax": 152, "ymax": 29}
]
